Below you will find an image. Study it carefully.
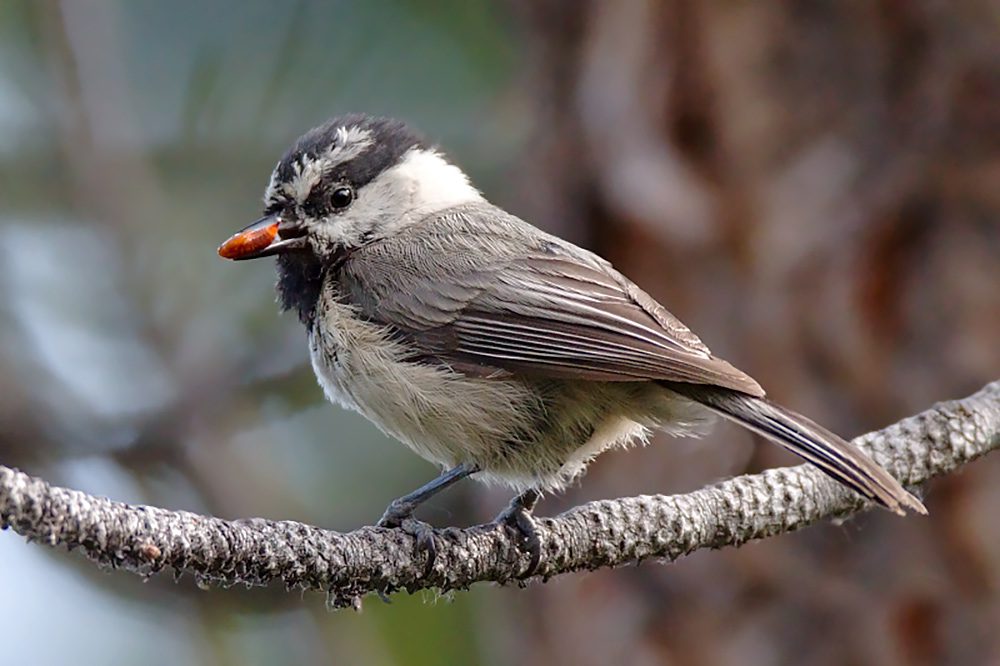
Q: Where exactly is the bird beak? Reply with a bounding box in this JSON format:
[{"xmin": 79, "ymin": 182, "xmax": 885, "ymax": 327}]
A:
[{"xmin": 217, "ymin": 213, "xmax": 306, "ymax": 261}]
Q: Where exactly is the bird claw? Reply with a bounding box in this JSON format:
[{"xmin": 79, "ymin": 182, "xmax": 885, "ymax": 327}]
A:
[
  {"xmin": 494, "ymin": 498, "xmax": 542, "ymax": 577},
  {"xmin": 377, "ymin": 504, "xmax": 439, "ymax": 575}
]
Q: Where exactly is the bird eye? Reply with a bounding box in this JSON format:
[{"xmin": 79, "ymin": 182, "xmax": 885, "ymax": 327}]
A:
[{"xmin": 330, "ymin": 185, "xmax": 354, "ymax": 209}]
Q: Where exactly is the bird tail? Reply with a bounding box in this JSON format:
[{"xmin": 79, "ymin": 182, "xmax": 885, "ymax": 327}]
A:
[{"xmin": 666, "ymin": 384, "xmax": 926, "ymax": 515}]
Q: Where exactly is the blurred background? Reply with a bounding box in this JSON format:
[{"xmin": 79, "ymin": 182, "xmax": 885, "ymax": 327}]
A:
[{"xmin": 0, "ymin": 1, "xmax": 998, "ymax": 664}]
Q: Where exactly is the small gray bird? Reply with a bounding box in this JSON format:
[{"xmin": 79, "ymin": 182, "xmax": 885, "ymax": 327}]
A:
[{"xmin": 219, "ymin": 114, "xmax": 924, "ymax": 568}]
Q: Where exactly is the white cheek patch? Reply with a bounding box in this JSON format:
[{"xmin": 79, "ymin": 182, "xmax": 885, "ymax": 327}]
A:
[
  {"xmin": 327, "ymin": 148, "xmax": 483, "ymax": 241},
  {"xmin": 384, "ymin": 148, "xmax": 482, "ymax": 212},
  {"xmin": 266, "ymin": 141, "xmax": 485, "ymax": 250}
]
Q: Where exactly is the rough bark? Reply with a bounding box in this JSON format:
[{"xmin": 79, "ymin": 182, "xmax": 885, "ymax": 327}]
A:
[{"xmin": 2, "ymin": 381, "xmax": 997, "ymax": 609}]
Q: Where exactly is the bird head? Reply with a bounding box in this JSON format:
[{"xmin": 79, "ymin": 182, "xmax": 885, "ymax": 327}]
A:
[{"xmin": 218, "ymin": 114, "xmax": 481, "ymax": 323}]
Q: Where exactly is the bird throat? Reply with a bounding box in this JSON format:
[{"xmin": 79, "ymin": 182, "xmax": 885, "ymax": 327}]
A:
[{"xmin": 275, "ymin": 252, "xmax": 325, "ymax": 328}]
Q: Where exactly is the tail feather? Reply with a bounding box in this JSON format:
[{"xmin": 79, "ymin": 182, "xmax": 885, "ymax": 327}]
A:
[{"xmin": 667, "ymin": 384, "xmax": 926, "ymax": 515}]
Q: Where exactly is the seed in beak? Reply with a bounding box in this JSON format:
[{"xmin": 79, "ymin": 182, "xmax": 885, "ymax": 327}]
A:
[{"xmin": 217, "ymin": 222, "xmax": 279, "ymax": 259}]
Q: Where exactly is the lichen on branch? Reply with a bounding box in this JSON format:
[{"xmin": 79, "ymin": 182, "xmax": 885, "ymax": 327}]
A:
[{"xmin": 2, "ymin": 381, "xmax": 998, "ymax": 609}]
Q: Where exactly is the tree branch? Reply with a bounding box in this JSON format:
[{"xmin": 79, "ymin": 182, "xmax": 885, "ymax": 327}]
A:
[{"xmin": 2, "ymin": 381, "xmax": 998, "ymax": 609}]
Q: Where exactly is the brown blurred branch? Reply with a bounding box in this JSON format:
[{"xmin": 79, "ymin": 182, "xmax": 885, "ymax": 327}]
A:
[{"xmin": 2, "ymin": 381, "xmax": 998, "ymax": 609}]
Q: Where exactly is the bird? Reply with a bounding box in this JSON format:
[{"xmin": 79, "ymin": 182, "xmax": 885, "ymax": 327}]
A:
[{"xmin": 218, "ymin": 113, "xmax": 925, "ymax": 571}]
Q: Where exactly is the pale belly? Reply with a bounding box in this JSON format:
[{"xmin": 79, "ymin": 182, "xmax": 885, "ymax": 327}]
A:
[
  {"xmin": 307, "ymin": 301, "xmax": 710, "ymax": 492},
  {"xmin": 308, "ymin": 319, "xmax": 547, "ymax": 475}
]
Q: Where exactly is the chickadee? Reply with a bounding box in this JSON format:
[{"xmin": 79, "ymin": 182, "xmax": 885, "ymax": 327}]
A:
[{"xmin": 219, "ymin": 114, "xmax": 924, "ymax": 569}]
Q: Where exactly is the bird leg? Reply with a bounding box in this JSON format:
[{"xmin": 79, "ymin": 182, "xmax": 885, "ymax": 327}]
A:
[
  {"xmin": 377, "ymin": 463, "xmax": 478, "ymax": 573},
  {"xmin": 493, "ymin": 488, "xmax": 543, "ymax": 576}
]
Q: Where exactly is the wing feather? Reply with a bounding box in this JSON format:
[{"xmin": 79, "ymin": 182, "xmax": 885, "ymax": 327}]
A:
[{"xmin": 338, "ymin": 203, "xmax": 765, "ymax": 396}]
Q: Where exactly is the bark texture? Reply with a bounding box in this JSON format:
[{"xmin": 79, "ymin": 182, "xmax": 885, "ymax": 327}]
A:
[{"xmin": 2, "ymin": 380, "xmax": 997, "ymax": 609}]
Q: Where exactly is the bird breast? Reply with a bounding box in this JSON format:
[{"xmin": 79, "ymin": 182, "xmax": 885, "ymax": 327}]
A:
[{"xmin": 307, "ymin": 292, "xmax": 545, "ymax": 471}]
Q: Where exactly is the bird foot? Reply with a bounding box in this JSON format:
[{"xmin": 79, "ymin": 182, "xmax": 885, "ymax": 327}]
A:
[
  {"xmin": 493, "ymin": 493, "xmax": 542, "ymax": 577},
  {"xmin": 377, "ymin": 501, "xmax": 439, "ymax": 575}
]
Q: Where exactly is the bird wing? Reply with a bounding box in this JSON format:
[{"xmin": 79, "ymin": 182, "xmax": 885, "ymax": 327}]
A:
[{"xmin": 338, "ymin": 203, "xmax": 764, "ymax": 396}]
